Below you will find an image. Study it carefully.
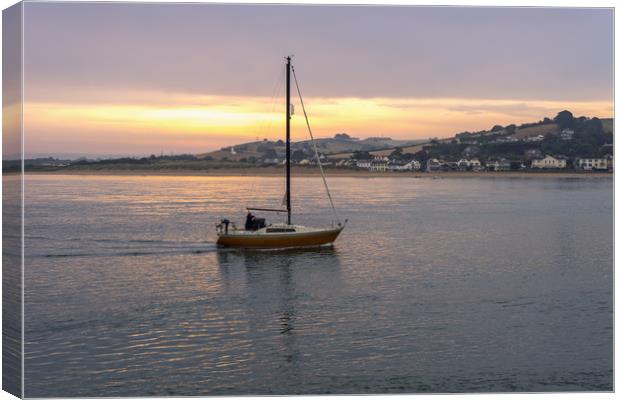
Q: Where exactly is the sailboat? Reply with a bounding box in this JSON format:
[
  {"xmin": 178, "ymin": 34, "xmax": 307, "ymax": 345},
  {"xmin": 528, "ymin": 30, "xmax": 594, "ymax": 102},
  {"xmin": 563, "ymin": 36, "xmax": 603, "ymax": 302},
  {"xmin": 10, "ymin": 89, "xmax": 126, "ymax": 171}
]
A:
[{"xmin": 216, "ymin": 56, "xmax": 346, "ymax": 248}]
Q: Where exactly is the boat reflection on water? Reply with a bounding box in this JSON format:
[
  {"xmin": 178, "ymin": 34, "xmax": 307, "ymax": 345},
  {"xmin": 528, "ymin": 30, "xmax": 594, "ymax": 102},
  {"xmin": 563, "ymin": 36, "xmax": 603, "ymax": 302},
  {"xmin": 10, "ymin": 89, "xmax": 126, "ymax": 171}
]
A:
[
  {"xmin": 215, "ymin": 247, "xmax": 342, "ymax": 380},
  {"xmin": 215, "ymin": 246, "xmax": 343, "ymax": 285}
]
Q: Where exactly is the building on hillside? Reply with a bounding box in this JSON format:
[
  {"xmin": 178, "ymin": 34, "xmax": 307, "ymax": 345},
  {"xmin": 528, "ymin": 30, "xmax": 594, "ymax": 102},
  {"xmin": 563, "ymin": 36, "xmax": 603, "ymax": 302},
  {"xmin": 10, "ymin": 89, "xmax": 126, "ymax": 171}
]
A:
[
  {"xmin": 485, "ymin": 159, "xmax": 499, "ymax": 171},
  {"xmin": 356, "ymin": 156, "xmax": 388, "ymax": 170},
  {"xmin": 469, "ymin": 158, "xmax": 483, "ymax": 170},
  {"xmin": 524, "ymin": 134, "xmax": 545, "ymax": 142},
  {"xmin": 369, "ymin": 159, "xmax": 389, "ymax": 172},
  {"xmin": 405, "ymin": 160, "xmax": 421, "ymax": 171},
  {"xmin": 457, "ymin": 158, "xmax": 482, "ymax": 170},
  {"xmin": 531, "ymin": 155, "xmax": 567, "ymax": 169},
  {"xmin": 443, "ymin": 161, "xmax": 459, "ymax": 171},
  {"xmin": 458, "ymin": 139, "xmax": 479, "ymax": 145},
  {"xmin": 576, "ymin": 158, "xmax": 609, "ymax": 171},
  {"xmin": 388, "ymin": 162, "xmax": 403, "ymax": 171},
  {"xmin": 356, "ymin": 159, "xmax": 372, "ymax": 169},
  {"xmin": 494, "ymin": 136, "xmax": 519, "ymax": 143},
  {"xmin": 389, "ymin": 160, "xmax": 421, "ymax": 171},
  {"xmin": 485, "ymin": 158, "xmax": 511, "ymax": 171}
]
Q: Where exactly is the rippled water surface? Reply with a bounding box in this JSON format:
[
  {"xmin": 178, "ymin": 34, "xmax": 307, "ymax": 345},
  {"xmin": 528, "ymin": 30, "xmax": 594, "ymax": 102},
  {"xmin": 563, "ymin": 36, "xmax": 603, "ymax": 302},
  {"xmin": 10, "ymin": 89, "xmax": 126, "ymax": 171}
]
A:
[{"xmin": 22, "ymin": 175, "xmax": 613, "ymax": 396}]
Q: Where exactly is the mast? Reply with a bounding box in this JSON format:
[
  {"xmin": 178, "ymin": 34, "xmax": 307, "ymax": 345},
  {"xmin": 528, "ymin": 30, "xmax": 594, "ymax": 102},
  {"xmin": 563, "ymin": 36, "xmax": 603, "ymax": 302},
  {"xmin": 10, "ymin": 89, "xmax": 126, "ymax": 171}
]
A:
[{"xmin": 285, "ymin": 56, "xmax": 292, "ymax": 225}]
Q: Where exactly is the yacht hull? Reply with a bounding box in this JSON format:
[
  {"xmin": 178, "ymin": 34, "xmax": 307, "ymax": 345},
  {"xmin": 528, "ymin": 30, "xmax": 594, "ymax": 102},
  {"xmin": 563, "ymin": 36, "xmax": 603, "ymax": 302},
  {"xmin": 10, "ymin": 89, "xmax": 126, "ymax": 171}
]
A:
[{"xmin": 216, "ymin": 227, "xmax": 343, "ymax": 249}]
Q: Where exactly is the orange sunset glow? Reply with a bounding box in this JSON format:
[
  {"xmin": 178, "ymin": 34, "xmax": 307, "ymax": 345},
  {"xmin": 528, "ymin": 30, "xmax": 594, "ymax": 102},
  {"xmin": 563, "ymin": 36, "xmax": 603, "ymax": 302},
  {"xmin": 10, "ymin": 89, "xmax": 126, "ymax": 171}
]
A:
[{"xmin": 25, "ymin": 95, "xmax": 612, "ymax": 154}]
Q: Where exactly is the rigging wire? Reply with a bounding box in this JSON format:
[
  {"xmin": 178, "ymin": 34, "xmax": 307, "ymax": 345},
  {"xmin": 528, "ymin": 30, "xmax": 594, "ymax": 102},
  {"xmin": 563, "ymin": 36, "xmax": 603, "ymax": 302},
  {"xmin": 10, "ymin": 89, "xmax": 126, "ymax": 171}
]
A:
[
  {"xmin": 247, "ymin": 67, "xmax": 285, "ymax": 215},
  {"xmin": 257, "ymin": 66, "xmax": 286, "ymax": 140},
  {"xmin": 262, "ymin": 67, "xmax": 286, "ymax": 142},
  {"xmin": 270, "ymin": 68, "xmax": 287, "ymax": 221},
  {"xmin": 265, "ymin": 67, "xmax": 288, "ymax": 218},
  {"xmin": 291, "ymin": 65, "xmax": 342, "ymax": 225}
]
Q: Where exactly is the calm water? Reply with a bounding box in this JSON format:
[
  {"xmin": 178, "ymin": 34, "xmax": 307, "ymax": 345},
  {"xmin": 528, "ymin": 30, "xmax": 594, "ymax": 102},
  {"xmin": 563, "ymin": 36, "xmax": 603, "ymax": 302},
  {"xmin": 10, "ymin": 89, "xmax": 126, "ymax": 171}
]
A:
[{"xmin": 22, "ymin": 175, "xmax": 613, "ymax": 396}]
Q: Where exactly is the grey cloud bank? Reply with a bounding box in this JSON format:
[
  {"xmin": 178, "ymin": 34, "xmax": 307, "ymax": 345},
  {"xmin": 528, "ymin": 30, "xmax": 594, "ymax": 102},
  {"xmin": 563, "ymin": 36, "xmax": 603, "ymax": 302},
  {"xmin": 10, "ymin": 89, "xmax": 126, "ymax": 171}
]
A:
[{"xmin": 24, "ymin": 3, "xmax": 613, "ymax": 102}]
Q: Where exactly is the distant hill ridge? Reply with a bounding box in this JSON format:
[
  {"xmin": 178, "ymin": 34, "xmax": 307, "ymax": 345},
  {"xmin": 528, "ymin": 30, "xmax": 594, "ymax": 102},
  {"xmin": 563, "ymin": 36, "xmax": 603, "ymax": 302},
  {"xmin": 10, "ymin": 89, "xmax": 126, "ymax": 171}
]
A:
[
  {"xmin": 198, "ymin": 114, "xmax": 613, "ymax": 162},
  {"xmin": 197, "ymin": 133, "xmax": 425, "ymax": 161}
]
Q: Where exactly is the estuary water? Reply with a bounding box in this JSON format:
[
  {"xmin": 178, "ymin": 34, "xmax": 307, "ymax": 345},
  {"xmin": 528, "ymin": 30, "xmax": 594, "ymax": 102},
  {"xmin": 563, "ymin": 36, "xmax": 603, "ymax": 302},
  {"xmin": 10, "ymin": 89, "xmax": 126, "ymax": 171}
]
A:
[{"xmin": 22, "ymin": 174, "xmax": 612, "ymax": 396}]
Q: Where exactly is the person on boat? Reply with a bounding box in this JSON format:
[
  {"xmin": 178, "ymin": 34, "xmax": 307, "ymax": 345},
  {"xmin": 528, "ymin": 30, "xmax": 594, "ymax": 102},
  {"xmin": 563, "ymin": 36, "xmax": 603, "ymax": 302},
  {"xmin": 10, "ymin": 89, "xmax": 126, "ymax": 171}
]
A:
[{"xmin": 245, "ymin": 211, "xmax": 255, "ymax": 230}]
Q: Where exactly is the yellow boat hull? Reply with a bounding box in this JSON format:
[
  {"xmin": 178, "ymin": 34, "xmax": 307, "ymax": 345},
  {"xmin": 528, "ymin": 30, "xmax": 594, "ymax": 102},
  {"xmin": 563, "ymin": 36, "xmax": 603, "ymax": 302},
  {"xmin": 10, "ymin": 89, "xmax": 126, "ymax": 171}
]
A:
[{"xmin": 216, "ymin": 226, "xmax": 343, "ymax": 249}]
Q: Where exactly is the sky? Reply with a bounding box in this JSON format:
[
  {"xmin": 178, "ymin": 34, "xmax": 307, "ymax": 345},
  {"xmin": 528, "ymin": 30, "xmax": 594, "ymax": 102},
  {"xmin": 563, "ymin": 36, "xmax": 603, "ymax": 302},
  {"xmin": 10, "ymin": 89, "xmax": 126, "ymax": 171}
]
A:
[{"xmin": 20, "ymin": 2, "xmax": 614, "ymax": 156}]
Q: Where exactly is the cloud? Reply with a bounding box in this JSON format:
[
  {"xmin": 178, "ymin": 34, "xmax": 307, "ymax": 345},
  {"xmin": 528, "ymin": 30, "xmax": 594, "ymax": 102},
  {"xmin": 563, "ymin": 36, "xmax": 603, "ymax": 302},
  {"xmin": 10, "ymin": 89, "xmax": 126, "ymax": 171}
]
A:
[
  {"xmin": 24, "ymin": 3, "xmax": 613, "ymax": 102},
  {"xmin": 23, "ymin": 92, "xmax": 612, "ymax": 155}
]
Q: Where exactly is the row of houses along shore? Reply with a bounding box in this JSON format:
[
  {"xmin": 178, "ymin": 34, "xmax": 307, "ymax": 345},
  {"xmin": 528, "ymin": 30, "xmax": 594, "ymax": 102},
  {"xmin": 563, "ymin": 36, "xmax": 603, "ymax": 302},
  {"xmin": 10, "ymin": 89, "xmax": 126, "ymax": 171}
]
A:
[{"xmin": 347, "ymin": 154, "xmax": 614, "ymax": 172}]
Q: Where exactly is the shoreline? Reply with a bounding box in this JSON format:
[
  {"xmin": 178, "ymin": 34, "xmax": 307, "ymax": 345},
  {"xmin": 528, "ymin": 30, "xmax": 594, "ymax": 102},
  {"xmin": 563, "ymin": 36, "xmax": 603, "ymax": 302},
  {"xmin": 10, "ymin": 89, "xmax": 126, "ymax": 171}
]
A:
[{"xmin": 14, "ymin": 168, "xmax": 614, "ymax": 178}]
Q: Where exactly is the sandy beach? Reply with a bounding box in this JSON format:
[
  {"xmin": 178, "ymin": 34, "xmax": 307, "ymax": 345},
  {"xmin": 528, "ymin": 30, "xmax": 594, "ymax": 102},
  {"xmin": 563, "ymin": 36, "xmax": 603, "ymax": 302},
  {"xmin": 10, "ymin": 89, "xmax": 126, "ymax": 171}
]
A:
[{"xmin": 21, "ymin": 167, "xmax": 613, "ymax": 178}]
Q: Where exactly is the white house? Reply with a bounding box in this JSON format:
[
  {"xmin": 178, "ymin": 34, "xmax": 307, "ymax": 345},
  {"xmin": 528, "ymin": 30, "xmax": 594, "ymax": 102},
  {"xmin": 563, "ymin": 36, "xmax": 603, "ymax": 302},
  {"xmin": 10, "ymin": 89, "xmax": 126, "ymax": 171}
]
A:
[
  {"xmin": 388, "ymin": 163, "xmax": 402, "ymax": 171},
  {"xmin": 357, "ymin": 157, "xmax": 391, "ymax": 171},
  {"xmin": 531, "ymin": 155, "xmax": 566, "ymax": 169},
  {"xmin": 404, "ymin": 160, "xmax": 421, "ymax": 171},
  {"xmin": 486, "ymin": 158, "xmax": 511, "ymax": 171},
  {"xmin": 356, "ymin": 159, "xmax": 372, "ymax": 169},
  {"xmin": 389, "ymin": 160, "xmax": 421, "ymax": 171},
  {"xmin": 525, "ymin": 135, "xmax": 545, "ymax": 142},
  {"xmin": 369, "ymin": 159, "xmax": 389, "ymax": 172},
  {"xmin": 469, "ymin": 158, "xmax": 482, "ymax": 168},
  {"xmin": 576, "ymin": 158, "xmax": 609, "ymax": 171},
  {"xmin": 457, "ymin": 158, "xmax": 482, "ymax": 170}
]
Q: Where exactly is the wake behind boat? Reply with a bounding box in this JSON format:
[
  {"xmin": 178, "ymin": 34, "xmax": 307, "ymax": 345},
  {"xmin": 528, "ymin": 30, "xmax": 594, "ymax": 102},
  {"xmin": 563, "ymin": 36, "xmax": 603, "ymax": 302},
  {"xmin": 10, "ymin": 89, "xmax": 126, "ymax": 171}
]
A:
[{"xmin": 216, "ymin": 56, "xmax": 346, "ymax": 248}]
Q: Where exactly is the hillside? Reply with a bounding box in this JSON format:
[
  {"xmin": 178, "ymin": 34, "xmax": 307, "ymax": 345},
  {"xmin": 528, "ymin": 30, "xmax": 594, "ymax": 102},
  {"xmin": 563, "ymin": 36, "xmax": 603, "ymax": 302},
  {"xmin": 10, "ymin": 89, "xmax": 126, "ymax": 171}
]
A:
[
  {"xmin": 197, "ymin": 135, "xmax": 423, "ymax": 161},
  {"xmin": 14, "ymin": 112, "xmax": 612, "ymax": 174},
  {"xmin": 602, "ymin": 118, "xmax": 613, "ymax": 134},
  {"xmin": 511, "ymin": 124, "xmax": 559, "ymax": 139},
  {"xmin": 330, "ymin": 117, "xmax": 613, "ymax": 160}
]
